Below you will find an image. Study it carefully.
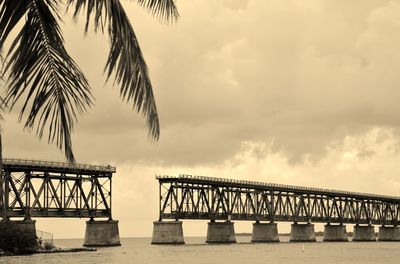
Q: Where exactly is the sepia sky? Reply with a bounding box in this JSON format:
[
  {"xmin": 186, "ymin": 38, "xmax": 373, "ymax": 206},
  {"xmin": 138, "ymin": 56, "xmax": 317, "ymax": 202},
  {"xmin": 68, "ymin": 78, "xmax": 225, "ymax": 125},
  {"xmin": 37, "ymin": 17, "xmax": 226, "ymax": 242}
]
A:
[{"xmin": 4, "ymin": 0, "xmax": 400, "ymax": 238}]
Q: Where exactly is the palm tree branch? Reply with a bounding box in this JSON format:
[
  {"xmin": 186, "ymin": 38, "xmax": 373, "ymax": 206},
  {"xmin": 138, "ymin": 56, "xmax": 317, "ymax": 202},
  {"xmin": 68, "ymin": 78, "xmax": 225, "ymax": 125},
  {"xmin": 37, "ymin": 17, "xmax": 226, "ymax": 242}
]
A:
[
  {"xmin": 136, "ymin": 0, "xmax": 179, "ymax": 22},
  {"xmin": 68, "ymin": 0, "xmax": 162, "ymax": 140},
  {"xmin": 0, "ymin": 0, "xmax": 31, "ymax": 52},
  {"xmin": 4, "ymin": 0, "xmax": 93, "ymax": 163}
]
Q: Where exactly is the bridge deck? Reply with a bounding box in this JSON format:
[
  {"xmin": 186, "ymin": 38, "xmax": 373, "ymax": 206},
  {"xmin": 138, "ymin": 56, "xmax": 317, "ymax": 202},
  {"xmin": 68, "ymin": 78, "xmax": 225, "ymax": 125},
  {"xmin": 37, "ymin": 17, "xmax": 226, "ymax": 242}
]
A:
[
  {"xmin": 3, "ymin": 158, "xmax": 116, "ymax": 174},
  {"xmin": 157, "ymin": 174, "xmax": 400, "ymax": 202}
]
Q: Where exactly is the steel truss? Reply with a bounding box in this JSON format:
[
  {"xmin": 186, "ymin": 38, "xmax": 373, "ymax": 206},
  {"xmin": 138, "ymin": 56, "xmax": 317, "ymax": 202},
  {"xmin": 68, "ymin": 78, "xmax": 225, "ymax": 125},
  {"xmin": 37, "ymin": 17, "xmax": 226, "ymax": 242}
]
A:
[
  {"xmin": 158, "ymin": 175, "xmax": 400, "ymax": 225},
  {"xmin": 0, "ymin": 159, "xmax": 114, "ymax": 219}
]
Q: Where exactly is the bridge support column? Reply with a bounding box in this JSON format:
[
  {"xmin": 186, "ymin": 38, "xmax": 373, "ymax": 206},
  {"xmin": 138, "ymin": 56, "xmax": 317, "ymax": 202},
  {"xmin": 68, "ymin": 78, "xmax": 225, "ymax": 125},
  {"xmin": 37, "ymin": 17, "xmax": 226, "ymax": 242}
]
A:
[
  {"xmin": 251, "ymin": 222, "xmax": 279, "ymax": 242},
  {"xmin": 83, "ymin": 220, "xmax": 121, "ymax": 247},
  {"xmin": 12, "ymin": 219, "xmax": 37, "ymax": 240},
  {"xmin": 290, "ymin": 223, "xmax": 316, "ymax": 242},
  {"xmin": 151, "ymin": 221, "xmax": 185, "ymax": 244},
  {"xmin": 378, "ymin": 226, "xmax": 400, "ymax": 241},
  {"xmin": 206, "ymin": 221, "xmax": 236, "ymax": 244},
  {"xmin": 323, "ymin": 224, "xmax": 348, "ymax": 242},
  {"xmin": 352, "ymin": 225, "xmax": 376, "ymax": 241}
]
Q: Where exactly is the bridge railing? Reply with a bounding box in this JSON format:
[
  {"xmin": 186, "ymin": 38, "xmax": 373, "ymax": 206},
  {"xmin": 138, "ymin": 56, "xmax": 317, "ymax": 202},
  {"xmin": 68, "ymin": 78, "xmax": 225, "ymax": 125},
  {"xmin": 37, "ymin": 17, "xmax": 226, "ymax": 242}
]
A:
[
  {"xmin": 156, "ymin": 174, "xmax": 400, "ymax": 201},
  {"xmin": 36, "ymin": 230, "xmax": 53, "ymax": 248},
  {"xmin": 3, "ymin": 158, "xmax": 116, "ymax": 173}
]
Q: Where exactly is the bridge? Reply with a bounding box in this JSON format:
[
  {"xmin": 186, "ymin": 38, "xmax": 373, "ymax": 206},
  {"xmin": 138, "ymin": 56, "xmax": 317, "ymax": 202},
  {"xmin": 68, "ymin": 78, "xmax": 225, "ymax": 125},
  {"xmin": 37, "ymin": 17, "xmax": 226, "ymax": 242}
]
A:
[
  {"xmin": 152, "ymin": 174, "xmax": 400, "ymax": 244},
  {"xmin": 0, "ymin": 158, "xmax": 120, "ymax": 247}
]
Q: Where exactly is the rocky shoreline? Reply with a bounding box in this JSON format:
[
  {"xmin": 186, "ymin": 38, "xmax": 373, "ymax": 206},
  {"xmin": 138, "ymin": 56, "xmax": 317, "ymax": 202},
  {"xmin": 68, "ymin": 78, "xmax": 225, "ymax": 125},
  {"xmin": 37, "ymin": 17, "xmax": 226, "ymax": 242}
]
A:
[
  {"xmin": 35, "ymin": 247, "xmax": 97, "ymax": 254},
  {"xmin": 0, "ymin": 247, "xmax": 97, "ymax": 257}
]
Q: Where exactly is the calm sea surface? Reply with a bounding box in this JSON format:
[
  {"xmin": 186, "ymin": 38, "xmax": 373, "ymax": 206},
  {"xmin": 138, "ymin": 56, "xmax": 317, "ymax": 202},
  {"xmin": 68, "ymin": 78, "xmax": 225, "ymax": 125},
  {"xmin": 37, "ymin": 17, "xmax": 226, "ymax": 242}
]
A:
[{"xmin": 2, "ymin": 236, "xmax": 400, "ymax": 264}]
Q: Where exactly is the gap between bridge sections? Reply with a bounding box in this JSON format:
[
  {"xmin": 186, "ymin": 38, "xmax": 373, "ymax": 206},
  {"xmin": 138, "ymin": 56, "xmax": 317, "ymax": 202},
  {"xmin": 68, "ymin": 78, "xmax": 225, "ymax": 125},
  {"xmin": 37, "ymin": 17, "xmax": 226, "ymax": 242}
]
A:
[
  {"xmin": 152, "ymin": 174, "xmax": 400, "ymax": 244},
  {"xmin": 0, "ymin": 158, "xmax": 120, "ymax": 247}
]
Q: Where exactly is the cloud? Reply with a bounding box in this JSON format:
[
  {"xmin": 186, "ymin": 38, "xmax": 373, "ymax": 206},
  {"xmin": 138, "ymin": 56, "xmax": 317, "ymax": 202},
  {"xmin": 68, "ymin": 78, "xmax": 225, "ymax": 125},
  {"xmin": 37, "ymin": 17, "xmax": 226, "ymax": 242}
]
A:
[{"xmin": 3, "ymin": 0, "xmax": 400, "ymax": 168}]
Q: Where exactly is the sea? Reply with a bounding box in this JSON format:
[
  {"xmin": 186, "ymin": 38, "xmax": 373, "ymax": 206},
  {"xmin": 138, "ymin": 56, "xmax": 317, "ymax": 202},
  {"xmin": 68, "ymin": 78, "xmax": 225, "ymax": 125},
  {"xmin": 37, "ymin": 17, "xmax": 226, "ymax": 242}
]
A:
[{"xmin": 2, "ymin": 236, "xmax": 400, "ymax": 264}]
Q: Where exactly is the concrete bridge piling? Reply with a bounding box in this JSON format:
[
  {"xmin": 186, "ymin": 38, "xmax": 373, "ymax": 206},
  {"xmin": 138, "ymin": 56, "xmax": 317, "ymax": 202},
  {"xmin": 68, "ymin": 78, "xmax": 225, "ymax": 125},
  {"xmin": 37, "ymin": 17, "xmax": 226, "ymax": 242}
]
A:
[
  {"xmin": 13, "ymin": 219, "xmax": 37, "ymax": 239},
  {"xmin": 289, "ymin": 223, "xmax": 316, "ymax": 242},
  {"xmin": 151, "ymin": 221, "xmax": 185, "ymax": 244},
  {"xmin": 378, "ymin": 226, "xmax": 400, "ymax": 241},
  {"xmin": 149, "ymin": 220, "xmax": 400, "ymax": 244},
  {"xmin": 251, "ymin": 222, "xmax": 279, "ymax": 242},
  {"xmin": 353, "ymin": 225, "xmax": 376, "ymax": 241},
  {"xmin": 9, "ymin": 218, "xmax": 121, "ymax": 247},
  {"xmin": 83, "ymin": 220, "xmax": 121, "ymax": 247},
  {"xmin": 323, "ymin": 224, "xmax": 348, "ymax": 242},
  {"xmin": 206, "ymin": 221, "xmax": 236, "ymax": 243}
]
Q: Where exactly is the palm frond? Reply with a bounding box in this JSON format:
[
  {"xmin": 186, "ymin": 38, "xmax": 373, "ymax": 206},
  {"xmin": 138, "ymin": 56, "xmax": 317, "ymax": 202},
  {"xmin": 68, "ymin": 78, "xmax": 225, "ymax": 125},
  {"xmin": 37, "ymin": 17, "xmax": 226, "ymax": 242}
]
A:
[
  {"xmin": 0, "ymin": 95, "xmax": 6, "ymax": 131},
  {"xmin": 136, "ymin": 0, "xmax": 179, "ymax": 22},
  {"xmin": 67, "ymin": 0, "xmax": 108, "ymax": 33},
  {"xmin": 4, "ymin": 0, "xmax": 92, "ymax": 163},
  {"xmin": 0, "ymin": 55, "xmax": 5, "ymax": 131},
  {"xmin": 68, "ymin": 0, "xmax": 164, "ymax": 140},
  {"xmin": 106, "ymin": 0, "xmax": 160, "ymax": 139},
  {"xmin": 0, "ymin": 0, "xmax": 31, "ymax": 52}
]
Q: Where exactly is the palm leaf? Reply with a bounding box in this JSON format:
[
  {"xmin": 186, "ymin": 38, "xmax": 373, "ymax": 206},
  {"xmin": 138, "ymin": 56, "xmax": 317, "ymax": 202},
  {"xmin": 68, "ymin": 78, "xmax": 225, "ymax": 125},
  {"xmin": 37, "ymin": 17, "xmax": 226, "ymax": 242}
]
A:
[
  {"xmin": 0, "ymin": 95, "xmax": 5, "ymax": 131},
  {"xmin": 68, "ymin": 0, "xmax": 179, "ymax": 141},
  {"xmin": 0, "ymin": 0, "xmax": 31, "ymax": 52},
  {"xmin": 136, "ymin": 0, "xmax": 179, "ymax": 22},
  {"xmin": 3, "ymin": 0, "xmax": 92, "ymax": 163}
]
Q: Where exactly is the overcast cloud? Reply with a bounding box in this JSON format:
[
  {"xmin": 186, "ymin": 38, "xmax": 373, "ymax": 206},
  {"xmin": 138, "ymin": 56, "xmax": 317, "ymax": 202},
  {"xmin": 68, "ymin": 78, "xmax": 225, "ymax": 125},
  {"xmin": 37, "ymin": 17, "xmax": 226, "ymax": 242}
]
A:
[{"xmin": 4, "ymin": 0, "xmax": 400, "ymax": 166}]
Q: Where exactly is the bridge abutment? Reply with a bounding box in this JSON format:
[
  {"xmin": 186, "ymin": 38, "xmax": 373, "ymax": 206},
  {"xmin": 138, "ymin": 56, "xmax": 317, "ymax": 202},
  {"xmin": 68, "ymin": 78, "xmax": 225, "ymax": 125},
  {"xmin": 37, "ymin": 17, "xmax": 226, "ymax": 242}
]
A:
[
  {"xmin": 251, "ymin": 222, "xmax": 279, "ymax": 242},
  {"xmin": 83, "ymin": 220, "xmax": 121, "ymax": 247},
  {"xmin": 206, "ymin": 221, "xmax": 236, "ymax": 243},
  {"xmin": 323, "ymin": 224, "xmax": 348, "ymax": 242},
  {"xmin": 12, "ymin": 219, "xmax": 37, "ymax": 240},
  {"xmin": 352, "ymin": 225, "xmax": 376, "ymax": 241},
  {"xmin": 378, "ymin": 226, "xmax": 400, "ymax": 241},
  {"xmin": 151, "ymin": 221, "xmax": 185, "ymax": 244},
  {"xmin": 290, "ymin": 223, "xmax": 316, "ymax": 242}
]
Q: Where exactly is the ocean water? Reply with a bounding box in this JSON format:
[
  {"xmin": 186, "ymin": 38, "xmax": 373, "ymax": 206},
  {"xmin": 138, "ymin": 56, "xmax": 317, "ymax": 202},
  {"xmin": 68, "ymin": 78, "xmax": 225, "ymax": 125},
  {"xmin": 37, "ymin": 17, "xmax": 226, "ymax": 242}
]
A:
[{"xmin": 2, "ymin": 236, "xmax": 400, "ymax": 264}]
